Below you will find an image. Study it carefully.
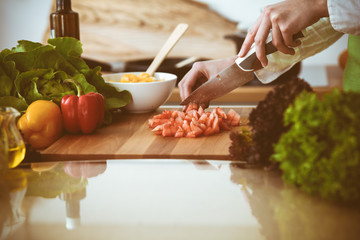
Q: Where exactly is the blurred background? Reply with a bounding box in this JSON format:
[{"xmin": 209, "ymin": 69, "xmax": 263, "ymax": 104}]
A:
[{"xmin": 0, "ymin": 0, "xmax": 347, "ymax": 71}]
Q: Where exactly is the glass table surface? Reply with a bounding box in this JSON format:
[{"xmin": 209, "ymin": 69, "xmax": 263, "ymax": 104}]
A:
[{"xmin": 1, "ymin": 159, "xmax": 359, "ymax": 240}]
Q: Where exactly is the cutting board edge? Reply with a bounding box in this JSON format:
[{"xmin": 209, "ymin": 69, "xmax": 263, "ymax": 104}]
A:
[{"xmin": 38, "ymin": 153, "xmax": 233, "ymax": 161}]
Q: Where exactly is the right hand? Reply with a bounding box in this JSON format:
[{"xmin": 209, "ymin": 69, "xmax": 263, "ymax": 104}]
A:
[
  {"xmin": 178, "ymin": 56, "xmax": 237, "ymax": 102},
  {"xmin": 239, "ymin": 0, "xmax": 329, "ymax": 67}
]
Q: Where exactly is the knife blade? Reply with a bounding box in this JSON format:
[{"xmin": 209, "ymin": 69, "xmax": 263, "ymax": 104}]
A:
[
  {"xmin": 180, "ymin": 63, "xmax": 255, "ymax": 105},
  {"xmin": 180, "ymin": 31, "xmax": 304, "ymax": 105}
]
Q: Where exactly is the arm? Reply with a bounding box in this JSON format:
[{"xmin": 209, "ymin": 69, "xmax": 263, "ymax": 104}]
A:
[{"xmin": 328, "ymin": 0, "xmax": 360, "ymax": 35}]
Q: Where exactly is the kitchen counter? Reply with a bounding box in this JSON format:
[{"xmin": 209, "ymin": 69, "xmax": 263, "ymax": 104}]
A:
[{"xmin": 1, "ymin": 159, "xmax": 359, "ymax": 240}]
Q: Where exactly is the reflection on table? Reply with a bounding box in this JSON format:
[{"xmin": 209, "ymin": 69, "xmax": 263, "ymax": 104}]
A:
[{"xmin": 0, "ymin": 159, "xmax": 359, "ymax": 240}]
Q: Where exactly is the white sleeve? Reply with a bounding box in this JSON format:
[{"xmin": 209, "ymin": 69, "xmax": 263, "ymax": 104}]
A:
[
  {"xmin": 328, "ymin": 0, "xmax": 360, "ymax": 35},
  {"xmin": 254, "ymin": 18, "xmax": 344, "ymax": 84}
]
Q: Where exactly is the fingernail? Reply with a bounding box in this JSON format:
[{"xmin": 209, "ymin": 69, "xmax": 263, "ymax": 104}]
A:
[{"xmin": 239, "ymin": 49, "xmax": 244, "ymax": 57}]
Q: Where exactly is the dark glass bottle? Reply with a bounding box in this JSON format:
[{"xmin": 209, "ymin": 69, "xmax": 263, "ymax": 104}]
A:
[{"xmin": 50, "ymin": 0, "xmax": 80, "ymax": 40}]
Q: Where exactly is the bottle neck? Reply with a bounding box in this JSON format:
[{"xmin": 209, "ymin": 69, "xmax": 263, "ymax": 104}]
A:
[{"xmin": 56, "ymin": 0, "xmax": 72, "ymax": 11}]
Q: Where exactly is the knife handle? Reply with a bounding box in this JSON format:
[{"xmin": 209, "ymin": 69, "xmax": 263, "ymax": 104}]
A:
[{"xmin": 237, "ymin": 31, "xmax": 304, "ymax": 71}]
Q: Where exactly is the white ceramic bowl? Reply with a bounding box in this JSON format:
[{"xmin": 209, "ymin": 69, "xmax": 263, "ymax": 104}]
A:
[{"xmin": 103, "ymin": 72, "xmax": 177, "ymax": 113}]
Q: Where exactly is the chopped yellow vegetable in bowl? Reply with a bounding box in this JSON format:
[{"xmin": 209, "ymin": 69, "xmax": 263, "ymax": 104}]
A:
[
  {"xmin": 103, "ymin": 72, "xmax": 177, "ymax": 113},
  {"xmin": 118, "ymin": 73, "xmax": 164, "ymax": 83}
]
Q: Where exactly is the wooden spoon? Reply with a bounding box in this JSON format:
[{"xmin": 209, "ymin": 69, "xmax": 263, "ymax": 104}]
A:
[{"xmin": 146, "ymin": 23, "xmax": 189, "ymax": 76}]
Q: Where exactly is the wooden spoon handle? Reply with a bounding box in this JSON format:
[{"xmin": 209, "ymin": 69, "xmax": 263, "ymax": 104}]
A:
[{"xmin": 146, "ymin": 23, "xmax": 189, "ymax": 76}]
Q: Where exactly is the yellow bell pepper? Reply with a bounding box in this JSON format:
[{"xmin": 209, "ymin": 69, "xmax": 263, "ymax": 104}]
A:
[{"xmin": 17, "ymin": 100, "xmax": 63, "ymax": 149}]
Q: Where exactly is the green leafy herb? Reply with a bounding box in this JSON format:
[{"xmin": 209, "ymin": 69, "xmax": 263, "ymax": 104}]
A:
[{"xmin": 271, "ymin": 89, "xmax": 360, "ymax": 202}]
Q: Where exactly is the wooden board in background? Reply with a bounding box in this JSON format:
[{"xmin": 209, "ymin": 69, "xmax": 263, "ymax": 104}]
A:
[
  {"xmin": 45, "ymin": 0, "xmax": 238, "ymax": 62},
  {"xmin": 39, "ymin": 107, "xmax": 253, "ymax": 161}
]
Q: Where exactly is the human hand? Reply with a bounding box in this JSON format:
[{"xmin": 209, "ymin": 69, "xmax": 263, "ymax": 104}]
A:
[
  {"xmin": 178, "ymin": 56, "xmax": 237, "ymax": 102},
  {"xmin": 239, "ymin": 0, "xmax": 329, "ymax": 67}
]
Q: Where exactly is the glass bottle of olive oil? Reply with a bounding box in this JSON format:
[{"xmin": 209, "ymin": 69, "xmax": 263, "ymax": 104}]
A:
[
  {"xmin": 0, "ymin": 107, "xmax": 26, "ymax": 169},
  {"xmin": 50, "ymin": 0, "xmax": 80, "ymax": 40}
]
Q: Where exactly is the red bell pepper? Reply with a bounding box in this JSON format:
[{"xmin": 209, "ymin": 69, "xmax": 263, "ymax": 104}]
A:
[{"xmin": 61, "ymin": 92, "xmax": 105, "ymax": 134}]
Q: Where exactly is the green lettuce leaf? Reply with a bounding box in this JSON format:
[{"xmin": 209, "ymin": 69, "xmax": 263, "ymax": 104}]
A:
[
  {"xmin": 0, "ymin": 49, "xmax": 18, "ymax": 97},
  {"xmin": 0, "ymin": 73, "xmax": 13, "ymax": 97},
  {"xmin": 0, "ymin": 37, "xmax": 130, "ymax": 117},
  {"xmin": 82, "ymin": 66, "xmax": 131, "ymax": 110},
  {"xmin": 271, "ymin": 89, "xmax": 360, "ymax": 203},
  {"xmin": 11, "ymin": 40, "xmax": 43, "ymax": 53},
  {"xmin": 0, "ymin": 96, "xmax": 28, "ymax": 112}
]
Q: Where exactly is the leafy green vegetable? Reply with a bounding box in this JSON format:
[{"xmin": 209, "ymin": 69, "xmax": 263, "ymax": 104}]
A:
[
  {"xmin": 229, "ymin": 77, "xmax": 313, "ymax": 168},
  {"xmin": 0, "ymin": 96, "xmax": 28, "ymax": 112},
  {"xmin": 0, "ymin": 37, "xmax": 131, "ymax": 120},
  {"xmin": 271, "ymin": 89, "xmax": 360, "ymax": 202},
  {"xmin": 0, "ymin": 50, "xmax": 18, "ymax": 95}
]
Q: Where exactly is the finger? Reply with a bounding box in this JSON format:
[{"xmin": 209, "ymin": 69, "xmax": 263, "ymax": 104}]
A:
[
  {"xmin": 178, "ymin": 73, "xmax": 191, "ymax": 101},
  {"xmin": 178, "ymin": 69, "xmax": 206, "ymax": 100},
  {"xmin": 239, "ymin": 17, "xmax": 262, "ymax": 57},
  {"xmin": 282, "ymin": 29, "xmax": 300, "ymax": 48},
  {"xmin": 199, "ymin": 102, "xmax": 209, "ymax": 109},
  {"xmin": 178, "ymin": 70, "xmax": 197, "ymax": 100},
  {"xmin": 271, "ymin": 21, "xmax": 295, "ymax": 55},
  {"xmin": 178, "ymin": 77, "xmax": 189, "ymax": 101},
  {"xmin": 254, "ymin": 19, "xmax": 271, "ymax": 67},
  {"xmin": 178, "ymin": 78, "xmax": 185, "ymax": 100}
]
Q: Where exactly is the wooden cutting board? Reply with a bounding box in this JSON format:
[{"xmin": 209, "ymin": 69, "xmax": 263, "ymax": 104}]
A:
[{"xmin": 38, "ymin": 107, "xmax": 252, "ymax": 161}]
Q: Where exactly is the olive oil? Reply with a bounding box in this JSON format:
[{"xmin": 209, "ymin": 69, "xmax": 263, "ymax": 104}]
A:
[
  {"xmin": 50, "ymin": 0, "xmax": 80, "ymax": 40},
  {"xmin": 8, "ymin": 144, "xmax": 26, "ymax": 169},
  {"xmin": 1, "ymin": 107, "xmax": 26, "ymax": 169}
]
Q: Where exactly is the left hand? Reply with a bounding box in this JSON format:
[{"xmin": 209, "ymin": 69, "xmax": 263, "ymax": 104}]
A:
[{"xmin": 178, "ymin": 56, "xmax": 237, "ymax": 101}]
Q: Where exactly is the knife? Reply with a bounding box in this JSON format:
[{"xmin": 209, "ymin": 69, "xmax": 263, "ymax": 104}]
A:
[{"xmin": 180, "ymin": 31, "xmax": 304, "ymax": 105}]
